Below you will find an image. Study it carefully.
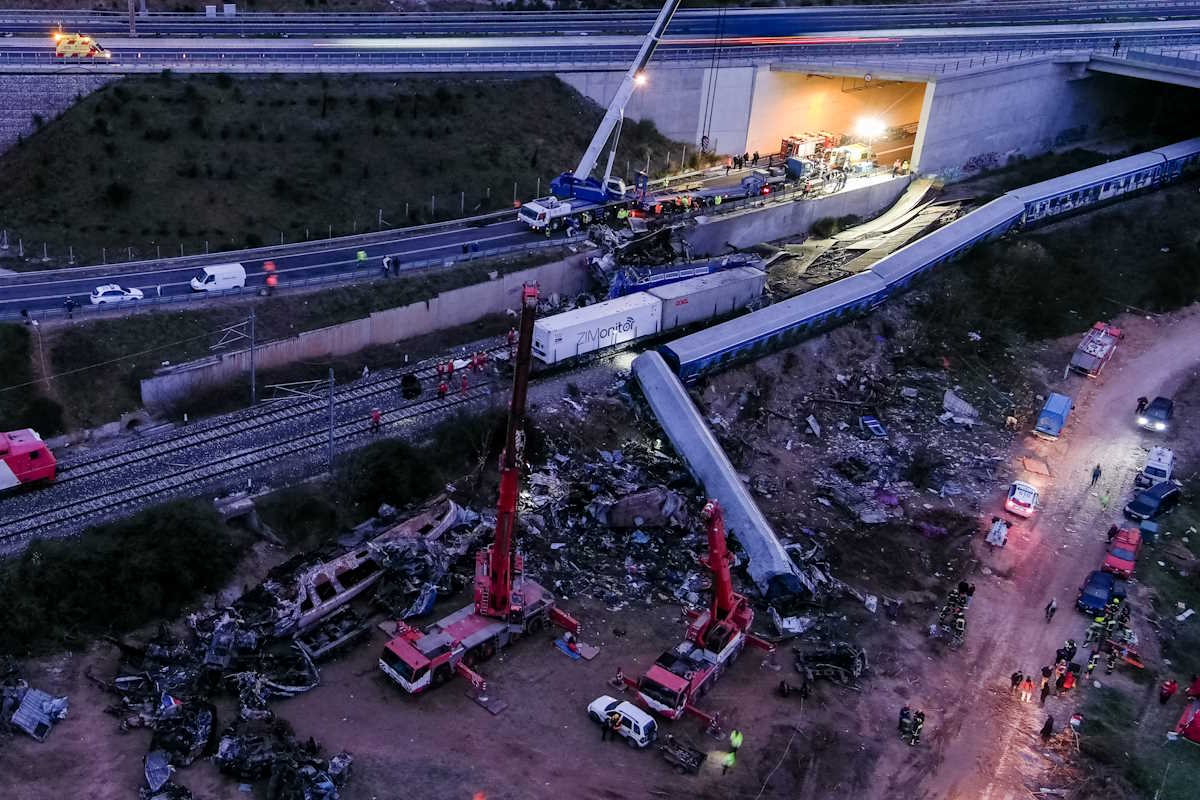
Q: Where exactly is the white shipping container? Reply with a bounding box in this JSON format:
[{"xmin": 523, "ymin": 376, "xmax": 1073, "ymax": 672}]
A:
[
  {"xmin": 649, "ymin": 267, "xmax": 767, "ymax": 331},
  {"xmin": 532, "ymin": 293, "xmax": 662, "ymax": 364}
]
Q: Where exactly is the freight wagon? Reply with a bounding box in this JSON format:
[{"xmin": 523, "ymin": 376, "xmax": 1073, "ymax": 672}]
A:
[{"xmin": 531, "ymin": 267, "xmax": 766, "ymax": 365}]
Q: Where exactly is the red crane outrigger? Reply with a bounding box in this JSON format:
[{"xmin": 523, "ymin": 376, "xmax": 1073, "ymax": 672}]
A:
[
  {"xmin": 623, "ymin": 500, "xmax": 773, "ymax": 727},
  {"xmin": 379, "ymin": 285, "xmax": 579, "ymax": 694}
]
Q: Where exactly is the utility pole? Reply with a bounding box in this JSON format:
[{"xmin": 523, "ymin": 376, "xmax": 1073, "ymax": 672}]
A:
[
  {"xmin": 249, "ymin": 308, "xmax": 256, "ymax": 406},
  {"xmin": 128, "ymin": 0, "xmax": 136, "ymax": 36},
  {"xmin": 328, "ymin": 368, "xmax": 335, "ymax": 469}
]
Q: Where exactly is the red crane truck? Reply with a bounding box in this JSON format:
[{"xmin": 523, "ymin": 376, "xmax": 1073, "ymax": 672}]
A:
[
  {"xmin": 379, "ymin": 285, "xmax": 579, "ymax": 694},
  {"xmin": 624, "ymin": 500, "xmax": 774, "ymax": 726}
]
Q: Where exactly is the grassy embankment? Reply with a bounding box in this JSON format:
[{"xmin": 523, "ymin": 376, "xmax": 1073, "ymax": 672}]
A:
[
  {"xmin": 903, "ymin": 179, "xmax": 1200, "ymax": 401},
  {"xmin": 0, "ymin": 73, "xmax": 690, "ymax": 270}
]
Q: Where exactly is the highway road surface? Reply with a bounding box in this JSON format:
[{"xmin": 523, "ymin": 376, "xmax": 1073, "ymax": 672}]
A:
[
  {"xmin": 2, "ymin": 3, "xmax": 1198, "ymax": 38},
  {"xmin": 0, "ymin": 217, "xmax": 547, "ymax": 316}
]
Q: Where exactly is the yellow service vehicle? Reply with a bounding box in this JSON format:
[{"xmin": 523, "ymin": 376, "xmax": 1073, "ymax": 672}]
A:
[{"xmin": 54, "ymin": 32, "xmax": 111, "ymax": 59}]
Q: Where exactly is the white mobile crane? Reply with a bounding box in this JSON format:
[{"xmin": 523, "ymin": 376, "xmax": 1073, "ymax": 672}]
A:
[{"xmin": 518, "ymin": 0, "xmax": 683, "ymax": 233}]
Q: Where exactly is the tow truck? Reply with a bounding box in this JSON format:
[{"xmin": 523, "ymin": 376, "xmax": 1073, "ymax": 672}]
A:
[
  {"xmin": 623, "ymin": 500, "xmax": 773, "ymax": 726},
  {"xmin": 378, "ymin": 285, "xmax": 578, "ymax": 693}
]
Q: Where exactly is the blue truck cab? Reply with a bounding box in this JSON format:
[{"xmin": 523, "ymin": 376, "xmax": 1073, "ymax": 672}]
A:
[{"xmin": 1034, "ymin": 392, "xmax": 1072, "ymax": 440}]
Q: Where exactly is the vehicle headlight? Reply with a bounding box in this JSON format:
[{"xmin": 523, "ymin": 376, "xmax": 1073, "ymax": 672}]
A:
[
  {"xmin": 1137, "ymin": 416, "xmax": 1148, "ymax": 425},
  {"xmin": 1155, "ymin": 422, "xmax": 1166, "ymax": 431}
]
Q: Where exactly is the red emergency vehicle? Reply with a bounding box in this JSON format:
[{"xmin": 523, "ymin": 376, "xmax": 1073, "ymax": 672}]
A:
[{"xmin": 0, "ymin": 429, "xmax": 56, "ymax": 492}]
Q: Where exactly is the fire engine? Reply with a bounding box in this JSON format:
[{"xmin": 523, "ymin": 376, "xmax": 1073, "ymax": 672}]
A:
[
  {"xmin": 624, "ymin": 500, "xmax": 773, "ymax": 726},
  {"xmin": 0, "ymin": 429, "xmax": 57, "ymax": 493},
  {"xmin": 54, "ymin": 32, "xmax": 111, "ymax": 59}
]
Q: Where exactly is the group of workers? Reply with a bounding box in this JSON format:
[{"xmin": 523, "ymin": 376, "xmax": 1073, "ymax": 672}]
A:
[
  {"xmin": 933, "ymin": 581, "xmax": 974, "ymax": 644},
  {"xmin": 435, "ymin": 351, "xmax": 489, "ymax": 399}
]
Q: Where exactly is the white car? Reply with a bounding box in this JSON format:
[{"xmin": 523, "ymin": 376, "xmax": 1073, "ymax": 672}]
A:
[
  {"xmin": 90, "ymin": 284, "xmax": 144, "ymax": 304},
  {"xmin": 1004, "ymin": 481, "xmax": 1039, "ymax": 517},
  {"xmin": 586, "ymin": 695, "xmax": 658, "ymax": 748}
]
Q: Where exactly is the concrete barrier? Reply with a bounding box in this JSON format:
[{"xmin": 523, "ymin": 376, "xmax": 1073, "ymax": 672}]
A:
[
  {"xmin": 140, "ymin": 253, "xmax": 590, "ymax": 410},
  {"xmin": 683, "ymin": 175, "xmax": 912, "ymax": 256}
]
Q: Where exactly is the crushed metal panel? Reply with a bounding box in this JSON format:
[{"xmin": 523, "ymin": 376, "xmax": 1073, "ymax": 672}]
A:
[{"xmin": 11, "ymin": 688, "xmax": 68, "ymax": 742}]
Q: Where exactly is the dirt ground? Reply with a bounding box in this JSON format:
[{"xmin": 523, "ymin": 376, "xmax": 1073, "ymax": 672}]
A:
[{"xmin": 871, "ymin": 307, "xmax": 1200, "ymax": 800}]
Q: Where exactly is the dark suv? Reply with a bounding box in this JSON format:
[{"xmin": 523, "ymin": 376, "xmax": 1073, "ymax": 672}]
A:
[
  {"xmin": 1124, "ymin": 481, "xmax": 1181, "ymax": 521},
  {"xmin": 1138, "ymin": 396, "xmax": 1174, "ymax": 432}
]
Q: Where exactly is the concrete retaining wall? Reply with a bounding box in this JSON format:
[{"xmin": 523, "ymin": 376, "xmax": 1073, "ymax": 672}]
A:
[
  {"xmin": 0, "ymin": 74, "xmax": 113, "ymax": 153},
  {"xmin": 140, "ymin": 254, "xmax": 591, "ymax": 410},
  {"xmin": 683, "ymin": 175, "xmax": 911, "ymax": 256},
  {"xmin": 913, "ymin": 59, "xmax": 1134, "ymax": 177}
]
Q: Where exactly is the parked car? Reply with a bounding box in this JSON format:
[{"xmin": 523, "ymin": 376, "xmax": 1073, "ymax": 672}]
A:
[
  {"xmin": 1124, "ymin": 481, "xmax": 1182, "ymax": 521},
  {"xmin": 1004, "ymin": 481, "xmax": 1040, "ymax": 518},
  {"xmin": 1102, "ymin": 528, "xmax": 1142, "ymax": 579},
  {"xmin": 1076, "ymin": 570, "xmax": 1128, "ymax": 615},
  {"xmin": 586, "ymin": 695, "xmax": 658, "ymax": 748},
  {"xmin": 90, "ymin": 284, "xmax": 144, "ymax": 304},
  {"xmin": 1137, "ymin": 396, "xmax": 1174, "ymax": 432}
]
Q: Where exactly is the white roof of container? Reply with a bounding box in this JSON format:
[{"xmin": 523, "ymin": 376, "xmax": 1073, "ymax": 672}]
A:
[
  {"xmin": 1008, "ymin": 152, "xmax": 1162, "ymax": 202},
  {"xmin": 666, "ymin": 271, "xmax": 887, "ymax": 363},
  {"xmin": 647, "ymin": 266, "xmax": 765, "ymax": 300},
  {"xmin": 1154, "ymin": 137, "xmax": 1200, "ymax": 161},
  {"xmin": 534, "ymin": 293, "xmax": 660, "ymax": 333}
]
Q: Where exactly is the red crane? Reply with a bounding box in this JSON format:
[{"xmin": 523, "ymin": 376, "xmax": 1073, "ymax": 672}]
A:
[
  {"xmin": 624, "ymin": 499, "xmax": 773, "ymax": 726},
  {"xmin": 379, "ymin": 284, "xmax": 578, "ymax": 695},
  {"xmin": 475, "ymin": 284, "xmax": 539, "ymax": 619}
]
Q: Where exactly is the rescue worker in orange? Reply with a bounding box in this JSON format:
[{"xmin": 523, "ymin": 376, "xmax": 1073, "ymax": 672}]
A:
[
  {"xmin": 460, "ymin": 374, "xmax": 469, "ymax": 394},
  {"xmin": 369, "ymin": 408, "xmax": 382, "ymax": 434},
  {"xmin": 437, "ymin": 381, "xmax": 448, "ymax": 399}
]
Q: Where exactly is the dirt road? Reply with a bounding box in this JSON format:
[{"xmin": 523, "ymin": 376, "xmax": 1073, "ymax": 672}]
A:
[{"xmin": 873, "ymin": 307, "xmax": 1200, "ymax": 799}]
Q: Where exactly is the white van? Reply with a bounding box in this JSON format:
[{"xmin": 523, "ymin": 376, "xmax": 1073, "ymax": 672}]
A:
[
  {"xmin": 190, "ymin": 263, "xmax": 246, "ymax": 292},
  {"xmin": 1136, "ymin": 446, "xmax": 1175, "ymax": 488}
]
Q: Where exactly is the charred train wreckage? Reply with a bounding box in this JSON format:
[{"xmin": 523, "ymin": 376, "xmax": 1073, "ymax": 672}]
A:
[{"xmin": 83, "ymin": 497, "xmax": 487, "ymax": 799}]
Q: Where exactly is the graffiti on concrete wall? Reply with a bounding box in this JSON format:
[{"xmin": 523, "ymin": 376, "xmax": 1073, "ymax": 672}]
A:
[{"xmin": 961, "ymin": 152, "xmax": 1000, "ymax": 173}]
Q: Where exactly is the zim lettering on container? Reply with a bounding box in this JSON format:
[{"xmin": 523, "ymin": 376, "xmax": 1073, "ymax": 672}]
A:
[
  {"xmin": 577, "ymin": 316, "xmax": 637, "ymax": 348},
  {"xmin": 675, "ymin": 299, "xmax": 689, "ymax": 307}
]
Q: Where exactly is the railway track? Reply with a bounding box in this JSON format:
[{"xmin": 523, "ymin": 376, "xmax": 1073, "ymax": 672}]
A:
[
  {"xmin": 51, "ymin": 345, "xmax": 510, "ymax": 486},
  {"xmin": 0, "ymin": 383, "xmax": 496, "ymax": 544}
]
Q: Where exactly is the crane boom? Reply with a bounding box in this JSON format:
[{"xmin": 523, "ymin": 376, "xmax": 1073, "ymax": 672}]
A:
[
  {"xmin": 551, "ymin": 0, "xmax": 683, "ymax": 201},
  {"xmin": 476, "ymin": 284, "xmax": 539, "ymax": 620}
]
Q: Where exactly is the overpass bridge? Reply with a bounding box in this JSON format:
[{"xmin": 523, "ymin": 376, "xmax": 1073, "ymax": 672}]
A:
[
  {"xmin": 1, "ymin": 19, "xmax": 1199, "ymax": 74},
  {"xmin": 3, "ymin": 2, "xmax": 1199, "ymax": 39}
]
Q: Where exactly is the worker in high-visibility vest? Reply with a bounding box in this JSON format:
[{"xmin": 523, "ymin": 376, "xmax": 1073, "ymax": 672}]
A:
[{"xmin": 729, "ymin": 729, "xmax": 743, "ymax": 751}]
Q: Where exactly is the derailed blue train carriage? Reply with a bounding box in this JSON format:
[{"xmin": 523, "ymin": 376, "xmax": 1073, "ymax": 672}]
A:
[{"xmin": 659, "ymin": 137, "xmax": 1200, "ymax": 382}]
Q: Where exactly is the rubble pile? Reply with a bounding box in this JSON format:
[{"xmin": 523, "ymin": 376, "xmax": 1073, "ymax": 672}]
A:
[
  {"xmin": 215, "ymin": 718, "xmax": 352, "ymax": 800},
  {"xmin": 84, "ymin": 499, "xmax": 492, "ymax": 797},
  {"xmin": 516, "ymin": 441, "xmax": 718, "ymax": 609},
  {"xmin": 708, "ymin": 360, "xmax": 1010, "ymax": 534}
]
